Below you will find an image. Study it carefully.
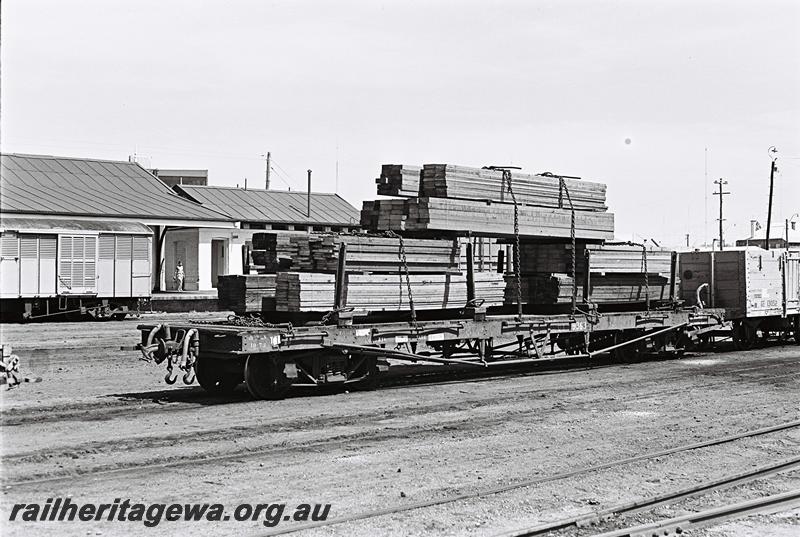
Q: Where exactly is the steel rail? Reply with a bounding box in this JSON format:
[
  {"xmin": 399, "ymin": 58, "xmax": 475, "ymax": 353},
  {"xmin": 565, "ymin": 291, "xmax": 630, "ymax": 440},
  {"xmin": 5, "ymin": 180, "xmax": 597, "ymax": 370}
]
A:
[
  {"xmin": 256, "ymin": 418, "xmax": 800, "ymax": 536},
  {"xmin": 588, "ymin": 488, "xmax": 800, "ymax": 537},
  {"xmin": 494, "ymin": 455, "xmax": 800, "ymax": 536}
]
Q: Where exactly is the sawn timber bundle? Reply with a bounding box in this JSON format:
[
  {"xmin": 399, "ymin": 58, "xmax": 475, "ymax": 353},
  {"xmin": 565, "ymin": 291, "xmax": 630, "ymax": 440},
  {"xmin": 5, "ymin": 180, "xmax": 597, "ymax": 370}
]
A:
[
  {"xmin": 375, "ymin": 164, "xmax": 421, "ymax": 197},
  {"xmin": 217, "ymin": 275, "xmax": 277, "ymax": 315},
  {"xmin": 275, "ymin": 271, "xmax": 505, "ymax": 312},
  {"xmin": 421, "ymin": 164, "xmax": 607, "ymax": 211},
  {"xmin": 506, "ymin": 274, "xmax": 671, "ymax": 305},
  {"xmin": 361, "ymin": 198, "xmax": 614, "ymax": 239},
  {"xmin": 290, "ymin": 234, "xmax": 498, "ymax": 274},
  {"xmin": 405, "ymin": 198, "xmax": 614, "ymax": 239},
  {"xmin": 517, "ymin": 243, "xmax": 673, "ymax": 276}
]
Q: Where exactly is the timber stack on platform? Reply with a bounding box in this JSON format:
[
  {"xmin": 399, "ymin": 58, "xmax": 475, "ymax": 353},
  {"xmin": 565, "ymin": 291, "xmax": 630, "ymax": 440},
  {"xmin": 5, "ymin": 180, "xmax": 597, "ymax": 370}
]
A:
[
  {"xmin": 217, "ymin": 274, "xmax": 277, "ymax": 315},
  {"xmin": 249, "ymin": 232, "xmax": 296, "ymax": 273}
]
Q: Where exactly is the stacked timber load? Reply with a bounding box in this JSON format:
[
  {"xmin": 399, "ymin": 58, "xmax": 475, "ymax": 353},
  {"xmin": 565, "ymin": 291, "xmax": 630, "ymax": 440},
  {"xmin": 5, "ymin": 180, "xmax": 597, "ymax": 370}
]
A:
[
  {"xmin": 249, "ymin": 232, "xmax": 296, "ymax": 273},
  {"xmin": 505, "ymin": 274, "xmax": 670, "ymax": 305},
  {"xmin": 375, "ymin": 165, "xmax": 421, "ymax": 197},
  {"xmin": 578, "ymin": 244, "xmax": 672, "ymax": 275},
  {"xmin": 288, "ymin": 234, "xmax": 319, "ymax": 272},
  {"xmin": 305, "ymin": 235, "xmax": 462, "ymax": 273},
  {"xmin": 504, "ymin": 243, "xmax": 674, "ymax": 306},
  {"xmin": 217, "ymin": 274, "xmax": 277, "ymax": 315},
  {"xmin": 285, "ymin": 234, "xmax": 497, "ymax": 274},
  {"xmin": 363, "ymin": 163, "xmax": 613, "ymax": 240},
  {"xmin": 516, "ymin": 243, "xmax": 673, "ymax": 276},
  {"xmin": 404, "ymin": 198, "xmax": 614, "ymax": 240},
  {"xmin": 421, "ymin": 165, "xmax": 607, "ymax": 211},
  {"xmin": 360, "ymin": 199, "xmax": 409, "ymax": 230},
  {"xmin": 275, "ymin": 271, "xmax": 505, "ymax": 312}
]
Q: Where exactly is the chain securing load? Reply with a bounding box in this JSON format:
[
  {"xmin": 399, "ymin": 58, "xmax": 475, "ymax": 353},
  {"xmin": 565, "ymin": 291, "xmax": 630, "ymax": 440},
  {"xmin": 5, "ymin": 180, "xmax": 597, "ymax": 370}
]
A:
[
  {"xmin": 385, "ymin": 230, "xmax": 418, "ymax": 332},
  {"xmin": 604, "ymin": 240, "xmax": 650, "ymax": 313}
]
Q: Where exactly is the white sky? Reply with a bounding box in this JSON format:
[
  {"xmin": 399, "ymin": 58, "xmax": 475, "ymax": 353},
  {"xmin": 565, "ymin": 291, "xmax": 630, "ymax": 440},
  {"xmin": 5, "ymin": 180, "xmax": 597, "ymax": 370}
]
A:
[{"xmin": 2, "ymin": 0, "xmax": 798, "ymax": 247}]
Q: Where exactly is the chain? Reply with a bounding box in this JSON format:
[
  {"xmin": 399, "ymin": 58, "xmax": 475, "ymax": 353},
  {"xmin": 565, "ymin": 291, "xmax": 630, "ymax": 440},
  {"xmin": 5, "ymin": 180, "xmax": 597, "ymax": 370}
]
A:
[
  {"xmin": 558, "ymin": 178, "xmax": 578, "ymax": 316},
  {"xmin": 385, "ymin": 230, "xmax": 417, "ymax": 330},
  {"xmin": 503, "ymin": 170, "xmax": 522, "ymax": 318},
  {"xmin": 604, "ymin": 241, "xmax": 651, "ymax": 312},
  {"xmin": 317, "ymin": 306, "xmax": 354, "ymax": 326},
  {"xmin": 189, "ymin": 315, "xmax": 285, "ymax": 329}
]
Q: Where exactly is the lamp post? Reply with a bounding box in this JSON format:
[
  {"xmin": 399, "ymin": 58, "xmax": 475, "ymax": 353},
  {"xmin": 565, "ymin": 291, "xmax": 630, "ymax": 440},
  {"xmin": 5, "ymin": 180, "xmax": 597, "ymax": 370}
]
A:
[{"xmin": 765, "ymin": 146, "xmax": 779, "ymax": 250}]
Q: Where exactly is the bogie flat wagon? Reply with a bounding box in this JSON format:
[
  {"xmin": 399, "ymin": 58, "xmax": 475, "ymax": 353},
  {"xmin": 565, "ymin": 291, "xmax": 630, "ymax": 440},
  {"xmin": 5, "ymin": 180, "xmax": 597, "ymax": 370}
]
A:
[{"xmin": 135, "ymin": 241, "xmax": 725, "ymax": 399}]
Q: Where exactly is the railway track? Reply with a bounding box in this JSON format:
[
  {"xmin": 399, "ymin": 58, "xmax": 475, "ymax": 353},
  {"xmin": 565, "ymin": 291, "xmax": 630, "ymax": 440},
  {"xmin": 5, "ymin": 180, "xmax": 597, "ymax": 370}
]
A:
[
  {"xmin": 4, "ymin": 352, "xmax": 795, "ymax": 428},
  {"xmin": 495, "ymin": 458, "xmax": 800, "ymax": 536},
  {"xmin": 587, "ymin": 488, "xmax": 800, "ymax": 537},
  {"xmin": 226, "ymin": 419, "xmax": 800, "ymax": 535},
  {"xmin": 12, "ymin": 390, "xmax": 794, "ymax": 486}
]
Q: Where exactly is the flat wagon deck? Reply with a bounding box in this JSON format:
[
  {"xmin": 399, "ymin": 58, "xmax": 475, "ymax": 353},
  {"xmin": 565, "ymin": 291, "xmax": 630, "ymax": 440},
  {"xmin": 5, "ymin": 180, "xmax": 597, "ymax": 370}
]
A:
[{"xmin": 136, "ymin": 306, "xmax": 724, "ymax": 399}]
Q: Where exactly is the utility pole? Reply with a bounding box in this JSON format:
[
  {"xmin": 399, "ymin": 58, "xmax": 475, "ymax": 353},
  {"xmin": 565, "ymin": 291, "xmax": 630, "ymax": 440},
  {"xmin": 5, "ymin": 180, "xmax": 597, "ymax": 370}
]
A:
[
  {"xmin": 713, "ymin": 178, "xmax": 729, "ymax": 251},
  {"xmin": 265, "ymin": 152, "xmax": 271, "ymax": 190},
  {"xmin": 704, "ymin": 147, "xmax": 708, "ymax": 245},
  {"xmin": 765, "ymin": 146, "xmax": 778, "ymax": 250},
  {"xmin": 307, "ymin": 169, "xmax": 312, "ymax": 219},
  {"xmin": 685, "ymin": 234, "xmax": 690, "ymax": 247}
]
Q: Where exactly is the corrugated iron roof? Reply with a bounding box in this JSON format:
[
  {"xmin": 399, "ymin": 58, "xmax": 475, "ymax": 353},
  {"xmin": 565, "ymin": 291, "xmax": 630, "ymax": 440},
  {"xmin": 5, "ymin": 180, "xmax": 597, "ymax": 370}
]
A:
[
  {"xmin": 175, "ymin": 185, "xmax": 361, "ymax": 226},
  {"xmin": 0, "ymin": 153, "xmax": 232, "ymax": 222},
  {"xmin": 0, "ymin": 216, "xmax": 153, "ymax": 234}
]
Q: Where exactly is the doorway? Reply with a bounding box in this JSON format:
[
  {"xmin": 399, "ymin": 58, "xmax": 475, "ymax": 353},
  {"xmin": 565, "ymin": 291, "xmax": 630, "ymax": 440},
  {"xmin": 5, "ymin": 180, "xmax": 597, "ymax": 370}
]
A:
[{"xmin": 211, "ymin": 239, "xmax": 227, "ymax": 288}]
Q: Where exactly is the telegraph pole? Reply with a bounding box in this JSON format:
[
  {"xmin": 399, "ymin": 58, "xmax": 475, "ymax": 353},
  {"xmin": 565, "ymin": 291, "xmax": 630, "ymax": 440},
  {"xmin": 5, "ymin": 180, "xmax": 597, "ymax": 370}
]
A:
[
  {"xmin": 265, "ymin": 152, "xmax": 271, "ymax": 190},
  {"xmin": 307, "ymin": 169, "xmax": 312, "ymax": 218},
  {"xmin": 765, "ymin": 146, "xmax": 778, "ymax": 250},
  {"xmin": 713, "ymin": 178, "xmax": 729, "ymax": 251}
]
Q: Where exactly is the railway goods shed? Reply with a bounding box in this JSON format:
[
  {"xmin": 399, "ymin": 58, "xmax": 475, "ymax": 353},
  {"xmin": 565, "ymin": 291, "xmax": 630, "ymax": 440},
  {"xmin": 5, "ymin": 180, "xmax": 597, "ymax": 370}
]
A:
[{"xmin": 0, "ymin": 153, "xmax": 234, "ymax": 318}]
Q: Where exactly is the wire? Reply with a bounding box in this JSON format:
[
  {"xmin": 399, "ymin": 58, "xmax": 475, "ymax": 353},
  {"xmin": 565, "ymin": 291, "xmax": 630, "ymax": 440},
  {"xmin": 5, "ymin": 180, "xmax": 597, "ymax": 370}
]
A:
[
  {"xmin": 269, "ymin": 158, "xmax": 301, "ymax": 190},
  {"xmin": 268, "ymin": 166, "xmax": 293, "ymax": 189}
]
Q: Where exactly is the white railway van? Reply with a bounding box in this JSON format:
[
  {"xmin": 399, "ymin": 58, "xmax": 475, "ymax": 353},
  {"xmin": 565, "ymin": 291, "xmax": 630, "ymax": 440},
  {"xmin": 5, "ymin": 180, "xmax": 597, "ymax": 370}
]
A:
[{"xmin": 0, "ymin": 218, "xmax": 152, "ymax": 320}]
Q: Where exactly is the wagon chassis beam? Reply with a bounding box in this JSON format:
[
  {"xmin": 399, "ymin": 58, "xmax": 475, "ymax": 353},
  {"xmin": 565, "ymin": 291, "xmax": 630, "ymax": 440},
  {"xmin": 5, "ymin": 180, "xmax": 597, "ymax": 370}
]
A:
[{"xmin": 324, "ymin": 322, "xmax": 689, "ymax": 369}]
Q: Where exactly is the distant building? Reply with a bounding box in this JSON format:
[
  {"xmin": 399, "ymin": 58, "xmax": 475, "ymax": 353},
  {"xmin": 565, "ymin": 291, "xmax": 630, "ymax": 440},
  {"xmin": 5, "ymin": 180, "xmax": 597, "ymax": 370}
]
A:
[
  {"xmin": 174, "ymin": 185, "xmax": 360, "ymax": 232},
  {"xmin": 0, "ymin": 153, "xmax": 235, "ymax": 292},
  {"xmin": 149, "ymin": 169, "xmax": 208, "ymax": 188},
  {"xmin": 173, "ymin": 185, "xmax": 361, "ymax": 287},
  {"xmin": 736, "ymin": 226, "xmax": 800, "ymax": 249}
]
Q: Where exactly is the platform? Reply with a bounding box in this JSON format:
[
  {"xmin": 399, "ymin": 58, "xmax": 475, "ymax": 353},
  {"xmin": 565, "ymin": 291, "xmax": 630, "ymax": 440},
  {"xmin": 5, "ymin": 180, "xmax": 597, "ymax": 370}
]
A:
[{"xmin": 147, "ymin": 291, "xmax": 220, "ymax": 313}]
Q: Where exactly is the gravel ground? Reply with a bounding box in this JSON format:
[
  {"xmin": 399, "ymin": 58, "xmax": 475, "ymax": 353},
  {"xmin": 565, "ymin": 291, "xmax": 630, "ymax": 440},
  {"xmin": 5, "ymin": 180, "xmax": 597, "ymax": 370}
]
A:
[{"xmin": 1, "ymin": 314, "xmax": 798, "ymax": 537}]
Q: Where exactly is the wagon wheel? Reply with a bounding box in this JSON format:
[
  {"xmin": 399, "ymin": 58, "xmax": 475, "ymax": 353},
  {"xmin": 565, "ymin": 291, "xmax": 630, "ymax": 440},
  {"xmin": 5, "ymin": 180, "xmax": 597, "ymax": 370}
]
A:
[
  {"xmin": 244, "ymin": 355, "xmax": 291, "ymax": 400},
  {"xmin": 355, "ymin": 356, "xmax": 380, "ymax": 391},
  {"xmin": 612, "ymin": 333, "xmax": 641, "ymax": 362},
  {"xmin": 732, "ymin": 321, "xmax": 758, "ymax": 351},
  {"xmin": 557, "ymin": 335, "xmax": 585, "ymax": 356},
  {"xmin": 195, "ymin": 355, "xmax": 241, "ymax": 395}
]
